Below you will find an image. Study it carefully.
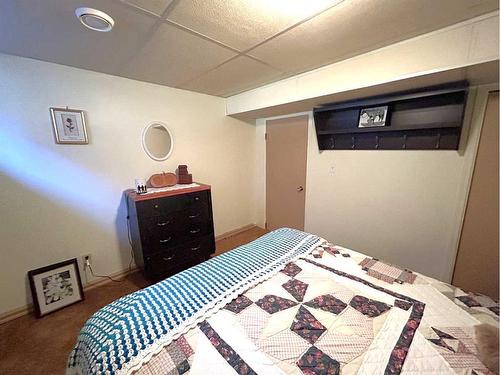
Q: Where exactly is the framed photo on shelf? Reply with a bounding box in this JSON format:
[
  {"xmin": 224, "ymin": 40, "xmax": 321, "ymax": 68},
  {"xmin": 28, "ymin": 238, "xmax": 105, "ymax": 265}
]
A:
[
  {"xmin": 358, "ymin": 105, "xmax": 389, "ymax": 128},
  {"xmin": 50, "ymin": 107, "xmax": 88, "ymax": 144},
  {"xmin": 28, "ymin": 258, "xmax": 84, "ymax": 318}
]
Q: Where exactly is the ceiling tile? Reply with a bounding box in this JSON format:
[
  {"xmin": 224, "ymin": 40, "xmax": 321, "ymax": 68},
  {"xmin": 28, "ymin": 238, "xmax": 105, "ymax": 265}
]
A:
[
  {"xmin": 167, "ymin": 0, "xmax": 343, "ymax": 51},
  {"xmin": 0, "ymin": 0, "xmax": 496, "ymax": 97},
  {"xmin": 122, "ymin": 0, "xmax": 174, "ymax": 16},
  {"xmin": 122, "ymin": 22, "xmax": 237, "ymax": 87},
  {"xmin": 0, "ymin": 0, "xmax": 157, "ymax": 75},
  {"xmin": 250, "ymin": 0, "xmax": 499, "ymax": 74},
  {"xmin": 181, "ymin": 56, "xmax": 284, "ymax": 97}
]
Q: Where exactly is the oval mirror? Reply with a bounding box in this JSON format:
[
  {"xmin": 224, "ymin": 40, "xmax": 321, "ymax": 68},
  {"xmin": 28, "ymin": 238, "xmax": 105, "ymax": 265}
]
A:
[{"xmin": 142, "ymin": 122, "xmax": 173, "ymax": 161}]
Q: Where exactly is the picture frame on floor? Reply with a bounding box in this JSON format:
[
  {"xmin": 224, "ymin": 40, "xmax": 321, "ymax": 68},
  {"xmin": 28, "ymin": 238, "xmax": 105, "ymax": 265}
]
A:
[
  {"xmin": 28, "ymin": 258, "xmax": 84, "ymax": 318},
  {"xmin": 49, "ymin": 107, "xmax": 88, "ymax": 144}
]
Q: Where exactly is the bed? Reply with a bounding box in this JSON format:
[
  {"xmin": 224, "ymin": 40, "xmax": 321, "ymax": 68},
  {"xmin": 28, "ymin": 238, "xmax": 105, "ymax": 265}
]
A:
[{"xmin": 67, "ymin": 228, "xmax": 499, "ymax": 375}]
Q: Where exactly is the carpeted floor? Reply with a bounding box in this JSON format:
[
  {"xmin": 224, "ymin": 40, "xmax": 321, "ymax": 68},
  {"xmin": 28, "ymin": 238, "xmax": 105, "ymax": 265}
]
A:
[{"xmin": 0, "ymin": 226, "xmax": 267, "ymax": 375}]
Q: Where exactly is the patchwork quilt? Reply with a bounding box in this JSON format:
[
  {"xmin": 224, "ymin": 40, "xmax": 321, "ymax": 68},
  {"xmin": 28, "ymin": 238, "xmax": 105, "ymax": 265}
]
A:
[{"xmin": 67, "ymin": 229, "xmax": 499, "ymax": 375}]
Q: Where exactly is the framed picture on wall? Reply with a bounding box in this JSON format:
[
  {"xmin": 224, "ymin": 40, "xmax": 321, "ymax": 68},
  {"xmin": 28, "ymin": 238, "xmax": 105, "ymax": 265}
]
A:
[
  {"xmin": 358, "ymin": 105, "xmax": 389, "ymax": 128},
  {"xmin": 50, "ymin": 107, "xmax": 88, "ymax": 144},
  {"xmin": 28, "ymin": 258, "xmax": 84, "ymax": 318}
]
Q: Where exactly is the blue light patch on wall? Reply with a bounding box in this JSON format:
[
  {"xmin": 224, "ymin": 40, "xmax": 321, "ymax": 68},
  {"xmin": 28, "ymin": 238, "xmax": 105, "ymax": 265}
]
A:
[{"xmin": 0, "ymin": 126, "xmax": 118, "ymax": 224}]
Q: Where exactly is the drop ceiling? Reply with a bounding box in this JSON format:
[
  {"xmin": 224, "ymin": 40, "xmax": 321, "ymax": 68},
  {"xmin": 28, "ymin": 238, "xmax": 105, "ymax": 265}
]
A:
[{"xmin": 0, "ymin": 0, "xmax": 497, "ymax": 97}]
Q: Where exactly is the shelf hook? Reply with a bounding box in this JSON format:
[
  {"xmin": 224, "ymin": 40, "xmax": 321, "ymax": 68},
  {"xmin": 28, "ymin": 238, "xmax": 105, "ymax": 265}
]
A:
[{"xmin": 435, "ymin": 133, "xmax": 441, "ymax": 149}]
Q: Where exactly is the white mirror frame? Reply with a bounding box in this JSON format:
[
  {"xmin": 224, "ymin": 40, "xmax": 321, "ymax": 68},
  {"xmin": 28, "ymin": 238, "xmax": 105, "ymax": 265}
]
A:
[{"xmin": 141, "ymin": 122, "xmax": 174, "ymax": 161}]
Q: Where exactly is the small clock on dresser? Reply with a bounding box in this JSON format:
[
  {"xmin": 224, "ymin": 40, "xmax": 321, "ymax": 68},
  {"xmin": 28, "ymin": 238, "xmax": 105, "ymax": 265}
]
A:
[{"xmin": 126, "ymin": 184, "xmax": 215, "ymax": 280}]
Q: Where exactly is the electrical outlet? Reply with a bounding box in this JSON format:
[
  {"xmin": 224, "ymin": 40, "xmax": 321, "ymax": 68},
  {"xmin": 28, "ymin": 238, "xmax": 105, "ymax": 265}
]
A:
[{"xmin": 82, "ymin": 254, "xmax": 92, "ymax": 270}]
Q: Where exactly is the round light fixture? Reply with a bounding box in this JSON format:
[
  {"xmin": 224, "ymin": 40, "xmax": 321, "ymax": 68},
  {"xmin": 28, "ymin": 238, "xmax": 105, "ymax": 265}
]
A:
[{"xmin": 75, "ymin": 7, "xmax": 114, "ymax": 32}]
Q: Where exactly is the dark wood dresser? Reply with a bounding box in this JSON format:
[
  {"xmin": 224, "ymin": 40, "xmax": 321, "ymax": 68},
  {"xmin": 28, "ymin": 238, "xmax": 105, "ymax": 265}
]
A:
[{"xmin": 126, "ymin": 184, "xmax": 215, "ymax": 280}]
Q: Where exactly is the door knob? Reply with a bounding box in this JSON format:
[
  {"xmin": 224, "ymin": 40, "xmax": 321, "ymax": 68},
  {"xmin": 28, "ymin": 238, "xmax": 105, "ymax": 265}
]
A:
[{"xmin": 297, "ymin": 186, "xmax": 304, "ymax": 192}]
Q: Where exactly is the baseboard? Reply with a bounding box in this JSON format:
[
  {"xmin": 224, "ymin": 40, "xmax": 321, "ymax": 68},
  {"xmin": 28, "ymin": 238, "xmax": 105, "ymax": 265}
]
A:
[
  {"xmin": 83, "ymin": 266, "xmax": 140, "ymax": 291},
  {"xmin": 0, "ymin": 305, "xmax": 33, "ymax": 325},
  {"xmin": 0, "ymin": 224, "xmax": 259, "ymax": 325},
  {"xmin": 0, "ymin": 266, "xmax": 141, "ymax": 325}
]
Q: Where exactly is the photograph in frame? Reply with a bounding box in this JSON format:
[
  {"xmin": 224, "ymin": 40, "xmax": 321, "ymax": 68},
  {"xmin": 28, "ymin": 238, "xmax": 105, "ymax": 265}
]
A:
[
  {"xmin": 358, "ymin": 106, "xmax": 389, "ymax": 128},
  {"xmin": 28, "ymin": 258, "xmax": 84, "ymax": 318},
  {"xmin": 50, "ymin": 107, "xmax": 88, "ymax": 144}
]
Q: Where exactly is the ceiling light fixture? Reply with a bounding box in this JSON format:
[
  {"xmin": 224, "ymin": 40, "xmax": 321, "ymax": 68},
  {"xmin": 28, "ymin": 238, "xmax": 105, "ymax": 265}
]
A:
[{"xmin": 75, "ymin": 7, "xmax": 114, "ymax": 32}]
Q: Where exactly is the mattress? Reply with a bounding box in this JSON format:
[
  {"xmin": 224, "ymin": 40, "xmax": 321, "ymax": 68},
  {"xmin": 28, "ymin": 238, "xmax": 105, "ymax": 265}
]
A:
[{"xmin": 67, "ymin": 228, "xmax": 499, "ymax": 375}]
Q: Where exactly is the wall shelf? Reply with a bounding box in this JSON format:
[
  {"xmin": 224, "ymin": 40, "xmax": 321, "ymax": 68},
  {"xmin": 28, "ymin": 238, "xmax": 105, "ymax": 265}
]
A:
[{"xmin": 313, "ymin": 81, "xmax": 468, "ymax": 150}]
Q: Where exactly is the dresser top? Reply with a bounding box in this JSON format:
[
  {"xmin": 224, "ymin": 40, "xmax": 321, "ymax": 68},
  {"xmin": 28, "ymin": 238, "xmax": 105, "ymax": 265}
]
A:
[{"xmin": 126, "ymin": 183, "xmax": 210, "ymax": 202}]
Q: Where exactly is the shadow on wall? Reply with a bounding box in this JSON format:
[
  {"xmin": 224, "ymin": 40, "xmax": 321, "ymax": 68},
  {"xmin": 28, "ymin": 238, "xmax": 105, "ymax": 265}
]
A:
[
  {"xmin": 115, "ymin": 192, "xmax": 135, "ymax": 272},
  {"xmin": 0, "ymin": 129, "xmax": 133, "ymax": 311}
]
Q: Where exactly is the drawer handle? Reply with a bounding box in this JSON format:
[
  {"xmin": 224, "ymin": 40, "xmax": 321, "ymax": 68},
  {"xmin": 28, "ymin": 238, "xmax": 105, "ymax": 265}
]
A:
[
  {"xmin": 162, "ymin": 256, "xmax": 174, "ymax": 261},
  {"xmin": 157, "ymin": 221, "xmax": 170, "ymax": 226},
  {"xmin": 190, "ymin": 228, "xmax": 201, "ymax": 234},
  {"xmin": 191, "ymin": 245, "xmax": 201, "ymax": 251},
  {"xmin": 188, "ymin": 213, "xmax": 200, "ymax": 219},
  {"xmin": 194, "ymin": 197, "xmax": 200, "ymax": 201},
  {"xmin": 154, "ymin": 204, "xmax": 159, "ymax": 209},
  {"xmin": 160, "ymin": 237, "xmax": 172, "ymax": 243}
]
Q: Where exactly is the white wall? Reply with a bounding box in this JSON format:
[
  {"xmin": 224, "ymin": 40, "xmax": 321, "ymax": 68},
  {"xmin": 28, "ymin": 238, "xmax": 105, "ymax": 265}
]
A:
[
  {"xmin": 227, "ymin": 12, "xmax": 499, "ymax": 118},
  {"xmin": 254, "ymin": 86, "xmax": 494, "ymax": 282},
  {"xmin": 0, "ymin": 54, "xmax": 256, "ymax": 315}
]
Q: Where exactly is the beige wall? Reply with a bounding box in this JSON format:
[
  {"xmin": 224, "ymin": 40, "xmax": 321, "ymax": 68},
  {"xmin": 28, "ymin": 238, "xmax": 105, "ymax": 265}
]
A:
[
  {"xmin": 254, "ymin": 86, "xmax": 494, "ymax": 282},
  {"xmin": 0, "ymin": 53, "xmax": 256, "ymax": 315}
]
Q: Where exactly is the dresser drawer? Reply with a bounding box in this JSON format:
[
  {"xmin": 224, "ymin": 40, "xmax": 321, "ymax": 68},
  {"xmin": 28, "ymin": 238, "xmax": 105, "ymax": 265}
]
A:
[
  {"xmin": 179, "ymin": 205, "xmax": 210, "ymax": 223},
  {"xmin": 140, "ymin": 214, "xmax": 212, "ymax": 254},
  {"xmin": 138, "ymin": 215, "xmax": 176, "ymax": 252},
  {"xmin": 138, "ymin": 205, "xmax": 209, "ymax": 233},
  {"xmin": 178, "ymin": 220, "xmax": 213, "ymax": 243},
  {"xmin": 140, "ymin": 214, "xmax": 177, "ymax": 232},
  {"xmin": 144, "ymin": 235, "xmax": 214, "ymax": 279},
  {"xmin": 135, "ymin": 190, "xmax": 209, "ymax": 217},
  {"xmin": 143, "ymin": 233, "xmax": 179, "ymax": 253},
  {"xmin": 136, "ymin": 197, "xmax": 182, "ymax": 217},
  {"xmin": 183, "ymin": 191, "xmax": 209, "ymax": 208},
  {"xmin": 183, "ymin": 235, "xmax": 214, "ymax": 261}
]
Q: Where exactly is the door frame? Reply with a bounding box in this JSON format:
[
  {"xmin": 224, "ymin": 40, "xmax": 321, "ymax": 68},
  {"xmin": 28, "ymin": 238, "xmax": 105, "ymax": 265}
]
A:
[
  {"xmin": 258, "ymin": 111, "xmax": 313, "ymax": 230},
  {"xmin": 447, "ymin": 84, "xmax": 499, "ymax": 281}
]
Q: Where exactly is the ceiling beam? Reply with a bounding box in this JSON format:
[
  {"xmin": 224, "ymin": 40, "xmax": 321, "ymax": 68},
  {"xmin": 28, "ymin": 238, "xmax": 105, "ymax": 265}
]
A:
[{"xmin": 226, "ymin": 12, "xmax": 499, "ymax": 120}]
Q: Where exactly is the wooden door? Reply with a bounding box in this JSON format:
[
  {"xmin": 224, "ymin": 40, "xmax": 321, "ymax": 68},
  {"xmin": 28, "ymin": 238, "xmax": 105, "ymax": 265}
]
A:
[
  {"xmin": 266, "ymin": 115, "xmax": 308, "ymax": 231},
  {"xmin": 452, "ymin": 91, "xmax": 499, "ymax": 299}
]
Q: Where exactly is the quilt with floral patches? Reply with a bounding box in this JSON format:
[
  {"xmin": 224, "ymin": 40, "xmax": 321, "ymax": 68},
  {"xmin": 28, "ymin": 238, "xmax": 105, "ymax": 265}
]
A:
[{"xmin": 70, "ymin": 230, "xmax": 499, "ymax": 375}]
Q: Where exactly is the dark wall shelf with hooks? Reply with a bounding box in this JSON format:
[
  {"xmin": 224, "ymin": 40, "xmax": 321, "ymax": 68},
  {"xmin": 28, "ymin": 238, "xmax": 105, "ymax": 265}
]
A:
[{"xmin": 313, "ymin": 81, "xmax": 468, "ymax": 151}]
